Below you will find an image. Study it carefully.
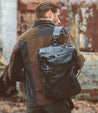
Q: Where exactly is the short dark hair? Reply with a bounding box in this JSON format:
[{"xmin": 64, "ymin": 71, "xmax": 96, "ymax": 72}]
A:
[{"xmin": 36, "ymin": 1, "xmax": 58, "ymax": 19}]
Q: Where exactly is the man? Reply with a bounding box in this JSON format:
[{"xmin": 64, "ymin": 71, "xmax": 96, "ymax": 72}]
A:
[{"xmin": 8, "ymin": 1, "xmax": 85, "ymax": 113}]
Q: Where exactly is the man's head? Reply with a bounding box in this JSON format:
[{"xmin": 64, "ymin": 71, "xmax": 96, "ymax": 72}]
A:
[{"xmin": 36, "ymin": 1, "xmax": 61, "ymax": 25}]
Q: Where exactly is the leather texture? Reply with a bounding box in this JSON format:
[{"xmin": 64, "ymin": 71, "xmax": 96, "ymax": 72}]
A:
[{"xmin": 38, "ymin": 27, "xmax": 81, "ymax": 100}]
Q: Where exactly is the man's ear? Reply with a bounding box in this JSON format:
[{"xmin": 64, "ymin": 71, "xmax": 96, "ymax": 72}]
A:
[{"xmin": 47, "ymin": 10, "xmax": 53, "ymax": 19}]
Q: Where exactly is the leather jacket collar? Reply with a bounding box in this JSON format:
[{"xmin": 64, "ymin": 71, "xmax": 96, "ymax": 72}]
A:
[{"xmin": 33, "ymin": 20, "xmax": 55, "ymax": 27}]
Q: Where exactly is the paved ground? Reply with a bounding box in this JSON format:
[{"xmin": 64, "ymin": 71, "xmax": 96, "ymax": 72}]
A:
[
  {"xmin": 72, "ymin": 99, "xmax": 98, "ymax": 113},
  {"xmin": 0, "ymin": 98, "xmax": 98, "ymax": 113}
]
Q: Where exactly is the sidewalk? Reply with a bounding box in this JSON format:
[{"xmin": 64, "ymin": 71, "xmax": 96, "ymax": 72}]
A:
[{"xmin": 0, "ymin": 98, "xmax": 98, "ymax": 113}]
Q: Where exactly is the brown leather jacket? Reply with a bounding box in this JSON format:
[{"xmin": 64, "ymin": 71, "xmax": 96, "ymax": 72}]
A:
[{"xmin": 8, "ymin": 20, "xmax": 85, "ymax": 107}]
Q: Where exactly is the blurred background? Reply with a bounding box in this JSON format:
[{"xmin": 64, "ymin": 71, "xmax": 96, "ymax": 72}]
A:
[{"xmin": 0, "ymin": 0, "xmax": 98, "ymax": 113}]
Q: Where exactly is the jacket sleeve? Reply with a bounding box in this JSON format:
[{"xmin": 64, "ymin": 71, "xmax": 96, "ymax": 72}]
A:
[
  {"xmin": 62, "ymin": 28, "xmax": 85, "ymax": 69},
  {"xmin": 8, "ymin": 41, "xmax": 24, "ymax": 82}
]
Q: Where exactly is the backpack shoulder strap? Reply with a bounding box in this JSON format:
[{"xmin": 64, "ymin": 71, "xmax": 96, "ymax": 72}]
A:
[
  {"xmin": 53, "ymin": 26, "xmax": 63, "ymax": 37},
  {"xmin": 50, "ymin": 26, "xmax": 63, "ymax": 46}
]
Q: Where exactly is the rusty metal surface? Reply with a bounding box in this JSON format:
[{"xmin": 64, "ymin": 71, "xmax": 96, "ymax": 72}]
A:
[
  {"xmin": 77, "ymin": 52, "xmax": 98, "ymax": 99},
  {"xmin": 68, "ymin": 1, "xmax": 98, "ymax": 99},
  {"xmin": 21, "ymin": 0, "xmax": 59, "ymax": 4},
  {"xmin": 74, "ymin": 51, "xmax": 98, "ymax": 100},
  {"xmin": 69, "ymin": 2, "xmax": 98, "ymax": 52},
  {"xmin": 60, "ymin": 6, "xmax": 69, "ymax": 27},
  {"xmin": 19, "ymin": 0, "xmax": 59, "ymax": 11},
  {"xmin": 69, "ymin": 0, "xmax": 97, "ymax": 4}
]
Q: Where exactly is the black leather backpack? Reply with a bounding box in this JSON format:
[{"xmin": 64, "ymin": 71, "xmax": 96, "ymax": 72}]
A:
[{"xmin": 38, "ymin": 27, "xmax": 81, "ymax": 100}]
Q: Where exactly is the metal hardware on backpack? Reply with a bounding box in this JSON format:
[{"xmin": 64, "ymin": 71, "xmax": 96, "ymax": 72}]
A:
[
  {"xmin": 49, "ymin": 27, "xmax": 62, "ymax": 46},
  {"xmin": 38, "ymin": 26, "xmax": 81, "ymax": 100}
]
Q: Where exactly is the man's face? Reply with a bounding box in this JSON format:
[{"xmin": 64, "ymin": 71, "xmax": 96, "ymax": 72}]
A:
[
  {"xmin": 52, "ymin": 9, "xmax": 61, "ymax": 26},
  {"xmin": 43, "ymin": 9, "xmax": 61, "ymax": 25},
  {"xmin": 47, "ymin": 9, "xmax": 61, "ymax": 26}
]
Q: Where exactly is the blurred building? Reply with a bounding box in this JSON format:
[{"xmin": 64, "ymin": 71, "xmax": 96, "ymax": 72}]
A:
[
  {"xmin": 68, "ymin": 0, "xmax": 98, "ymax": 100},
  {"xmin": 68, "ymin": 0, "xmax": 98, "ymax": 52},
  {"xmin": 0, "ymin": 0, "xmax": 17, "ymax": 63}
]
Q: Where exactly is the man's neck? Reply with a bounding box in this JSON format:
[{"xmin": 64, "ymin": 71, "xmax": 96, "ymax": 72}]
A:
[{"xmin": 38, "ymin": 17, "xmax": 51, "ymax": 21}]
